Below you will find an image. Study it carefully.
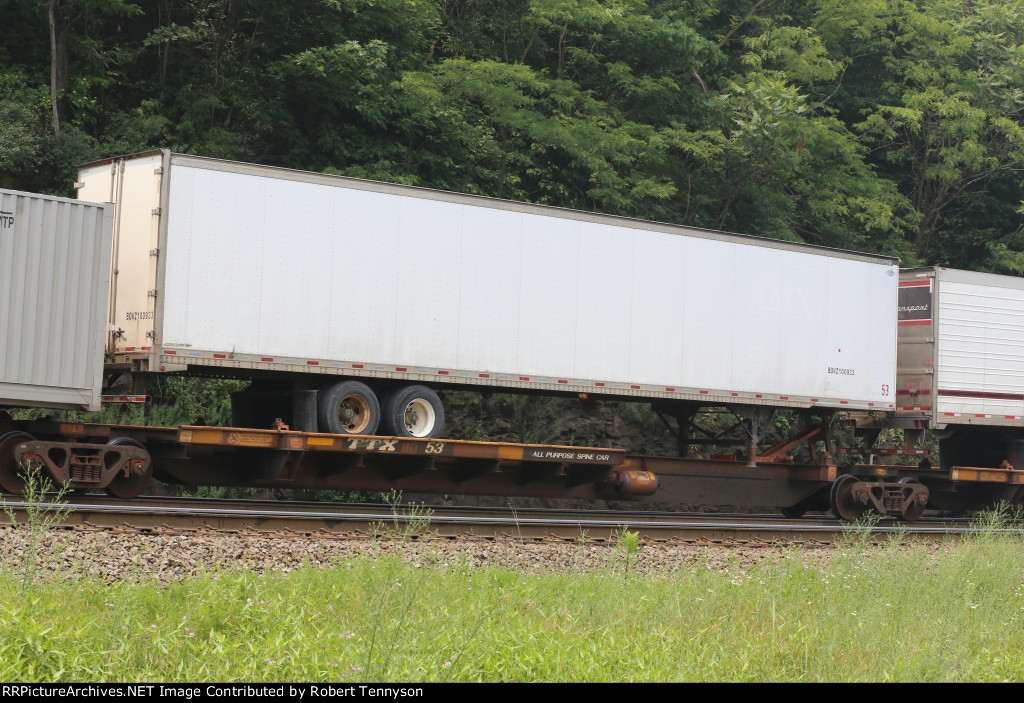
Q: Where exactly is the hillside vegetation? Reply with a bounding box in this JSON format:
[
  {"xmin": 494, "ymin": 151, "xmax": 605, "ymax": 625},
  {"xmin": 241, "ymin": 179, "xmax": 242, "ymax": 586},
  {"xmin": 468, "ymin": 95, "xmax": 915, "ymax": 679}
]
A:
[{"xmin": 4, "ymin": 0, "xmax": 1024, "ymax": 270}]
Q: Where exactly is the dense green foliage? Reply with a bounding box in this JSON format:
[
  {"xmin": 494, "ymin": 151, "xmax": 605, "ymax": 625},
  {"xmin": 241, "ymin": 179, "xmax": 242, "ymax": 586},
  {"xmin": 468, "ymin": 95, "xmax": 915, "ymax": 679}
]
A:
[{"xmin": 3, "ymin": 0, "xmax": 1024, "ymax": 269}]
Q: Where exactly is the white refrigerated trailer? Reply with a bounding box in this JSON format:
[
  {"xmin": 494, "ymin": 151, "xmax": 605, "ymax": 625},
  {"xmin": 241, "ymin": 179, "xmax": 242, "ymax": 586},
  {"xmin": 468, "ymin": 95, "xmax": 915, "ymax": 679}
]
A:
[
  {"xmin": 0, "ymin": 188, "xmax": 112, "ymax": 412},
  {"xmin": 76, "ymin": 150, "xmax": 900, "ymax": 438},
  {"xmin": 896, "ymin": 266, "xmax": 1024, "ymax": 429}
]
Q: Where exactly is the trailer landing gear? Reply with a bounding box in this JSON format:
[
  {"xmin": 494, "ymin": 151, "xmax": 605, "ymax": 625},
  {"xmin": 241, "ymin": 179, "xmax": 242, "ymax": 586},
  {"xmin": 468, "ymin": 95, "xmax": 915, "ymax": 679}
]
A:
[{"xmin": 829, "ymin": 474, "xmax": 930, "ymax": 522}]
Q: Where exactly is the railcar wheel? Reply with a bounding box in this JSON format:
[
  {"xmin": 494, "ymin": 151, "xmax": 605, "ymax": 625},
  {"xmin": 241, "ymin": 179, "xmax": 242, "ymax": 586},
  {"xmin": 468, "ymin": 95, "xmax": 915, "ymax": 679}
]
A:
[
  {"xmin": 381, "ymin": 385, "xmax": 445, "ymax": 438},
  {"xmin": 318, "ymin": 381, "xmax": 381, "ymax": 435},
  {"xmin": 103, "ymin": 438, "xmax": 154, "ymax": 499},
  {"xmin": 830, "ymin": 474, "xmax": 868, "ymax": 522},
  {"xmin": 897, "ymin": 477, "xmax": 926, "ymax": 522},
  {"xmin": 0, "ymin": 432, "xmax": 36, "ymax": 495}
]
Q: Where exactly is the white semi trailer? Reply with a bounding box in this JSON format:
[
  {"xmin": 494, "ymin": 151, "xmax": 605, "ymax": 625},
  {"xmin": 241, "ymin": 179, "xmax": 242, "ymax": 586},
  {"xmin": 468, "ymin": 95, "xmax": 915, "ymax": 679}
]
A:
[{"xmin": 76, "ymin": 150, "xmax": 900, "ymax": 439}]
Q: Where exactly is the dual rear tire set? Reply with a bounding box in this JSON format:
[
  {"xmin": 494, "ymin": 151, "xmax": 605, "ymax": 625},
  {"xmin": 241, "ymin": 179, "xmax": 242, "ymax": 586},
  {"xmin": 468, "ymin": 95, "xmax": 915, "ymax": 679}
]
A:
[{"xmin": 317, "ymin": 381, "xmax": 445, "ymax": 439}]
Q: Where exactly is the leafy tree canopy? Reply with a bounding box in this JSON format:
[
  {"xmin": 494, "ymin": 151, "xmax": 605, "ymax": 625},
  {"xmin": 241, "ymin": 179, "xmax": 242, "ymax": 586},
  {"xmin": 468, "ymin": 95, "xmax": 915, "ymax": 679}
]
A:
[{"xmin": 3, "ymin": 0, "xmax": 1024, "ymax": 270}]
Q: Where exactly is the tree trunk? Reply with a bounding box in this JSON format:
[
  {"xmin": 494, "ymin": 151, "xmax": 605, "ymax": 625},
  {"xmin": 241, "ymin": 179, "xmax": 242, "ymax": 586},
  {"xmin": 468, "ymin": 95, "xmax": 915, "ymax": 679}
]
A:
[{"xmin": 45, "ymin": 0, "xmax": 70, "ymax": 138}]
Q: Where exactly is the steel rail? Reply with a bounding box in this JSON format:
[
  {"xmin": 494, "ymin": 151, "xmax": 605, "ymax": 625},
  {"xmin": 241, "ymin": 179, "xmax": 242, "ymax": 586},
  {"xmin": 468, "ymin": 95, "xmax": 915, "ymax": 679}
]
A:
[{"xmin": 2, "ymin": 498, "xmax": 1021, "ymax": 542}]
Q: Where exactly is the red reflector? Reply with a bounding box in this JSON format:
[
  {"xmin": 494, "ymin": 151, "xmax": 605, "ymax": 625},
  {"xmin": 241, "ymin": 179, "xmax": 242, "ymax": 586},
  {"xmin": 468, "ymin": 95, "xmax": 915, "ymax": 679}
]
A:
[
  {"xmin": 666, "ymin": 388, "xmax": 675, "ymax": 392},
  {"xmin": 699, "ymin": 390, "xmax": 708, "ymax": 394},
  {"xmin": 520, "ymin": 377, "xmax": 531, "ymax": 381},
  {"xmin": 811, "ymin": 399, "xmax": 819, "ymax": 402},
  {"xmin": 1008, "ymin": 416, "xmax": 1016, "ymax": 419},
  {"xmin": 975, "ymin": 414, "xmax": 985, "ymax": 417},
  {"xmin": 944, "ymin": 412, "xmax": 955, "ymax": 416},
  {"xmin": 261, "ymin": 357, "xmax": 274, "ymax": 362},
  {"xmin": 840, "ymin": 401, "xmax": 849, "ymax": 404},
  {"xmin": 780, "ymin": 396, "xmax": 788, "ymax": 400},
  {"xmin": 306, "ymin": 360, "xmax": 319, "ymax": 365},
  {"xmin": 632, "ymin": 385, "xmax": 642, "ymax": 389},
  {"xmin": 731, "ymin": 393, "xmax": 738, "ymax": 396},
  {"xmin": 868, "ymin": 403, "xmax": 874, "ymax": 407},
  {"xmin": 557, "ymin": 380, "xmax": 568, "ymax": 384},
  {"xmin": 141, "ymin": 347, "xmax": 151, "ymax": 351},
  {"xmin": 438, "ymin": 370, "xmax": 449, "ymax": 375},
  {"xmin": 213, "ymin": 354, "xmax": 226, "ymax": 359},
  {"xmin": 479, "ymin": 373, "xmax": 489, "ymax": 378},
  {"xmin": 125, "ymin": 347, "xmax": 136, "ymax": 352},
  {"xmin": 164, "ymin": 350, "xmax": 177, "ymax": 355},
  {"xmin": 755, "ymin": 394, "xmax": 763, "ymax": 398},
  {"xmin": 594, "ymin": 382, "xmax": 604, "ymax": 386},
  {"xmin": 396, "ymin": 367, "xmax": 407, "ymax": 372},
  {"xmin": 352, "ymin": 364, "xmax": 364, "ymax": 368}
]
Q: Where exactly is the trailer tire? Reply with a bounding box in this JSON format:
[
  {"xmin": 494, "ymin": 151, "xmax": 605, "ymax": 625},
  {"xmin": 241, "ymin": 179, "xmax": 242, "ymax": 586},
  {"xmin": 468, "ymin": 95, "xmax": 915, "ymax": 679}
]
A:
[
  {"xmin": 318, "ymin": 381, "xmax": 381, "ymax": 435},
  {"xmin": 381, "ymin": 385, "xmax": 445, "ymax": 438}
]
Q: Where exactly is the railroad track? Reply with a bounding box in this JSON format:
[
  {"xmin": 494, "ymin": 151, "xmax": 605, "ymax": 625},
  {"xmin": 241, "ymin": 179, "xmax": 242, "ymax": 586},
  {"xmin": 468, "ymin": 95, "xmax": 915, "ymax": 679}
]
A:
[{"xmin": 2, "ymin": 496, "xmax": 1018, "ymax": 543}]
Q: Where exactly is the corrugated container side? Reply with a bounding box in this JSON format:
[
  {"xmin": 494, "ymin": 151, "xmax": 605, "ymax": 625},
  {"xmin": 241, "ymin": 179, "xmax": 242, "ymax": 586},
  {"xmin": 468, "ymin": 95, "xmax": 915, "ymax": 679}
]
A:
[
  {"xmin": 933, "ymin": 268, "xmax": 1024, "ymax": 425},
  {"xmin": 0, "ymin": 189, "xmax": 112, "ymax": 411}
]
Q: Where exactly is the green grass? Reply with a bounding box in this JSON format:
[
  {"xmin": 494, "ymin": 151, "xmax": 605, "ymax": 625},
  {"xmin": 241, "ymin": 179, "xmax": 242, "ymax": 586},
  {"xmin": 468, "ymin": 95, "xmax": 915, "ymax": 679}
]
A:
[{"xmin": 2, "ymin": 519, "xmax": 1024, "ymax": 682}]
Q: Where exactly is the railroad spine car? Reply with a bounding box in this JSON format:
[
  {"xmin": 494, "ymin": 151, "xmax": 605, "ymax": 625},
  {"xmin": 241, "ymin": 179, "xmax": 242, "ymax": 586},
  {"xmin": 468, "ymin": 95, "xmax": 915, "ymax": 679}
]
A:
[
  {"xmin": 76, "ymin": 150, "xmax": 899, "ymax": 439},
  {"xmin": 5, "ymin": 155, "xmax": 1024, "ymax": 519}
]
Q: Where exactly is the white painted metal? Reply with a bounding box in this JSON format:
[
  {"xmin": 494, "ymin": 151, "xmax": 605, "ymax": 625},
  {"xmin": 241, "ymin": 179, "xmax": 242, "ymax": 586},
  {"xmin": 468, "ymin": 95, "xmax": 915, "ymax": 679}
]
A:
[
  {"xmin": 0, "ymin": 188, "xmax": 112, "ymax": 411},
  {"xmin": 78, "ymin": 151, "xmax": 899, "ymax": 410},
  {"xmin": 932, "ymin": 268, "xmax": 1024, "ymax": 424},
  {"xmin": 77, "ymin": 153, "xmax": 163, "ymax": 353}
]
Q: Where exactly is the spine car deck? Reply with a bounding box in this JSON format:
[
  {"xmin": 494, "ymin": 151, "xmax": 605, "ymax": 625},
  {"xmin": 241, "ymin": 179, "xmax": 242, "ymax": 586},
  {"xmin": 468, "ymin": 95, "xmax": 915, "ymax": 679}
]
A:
[{"xmin": 3, "ymin": 420, "xmax": 1020, "ymax": 520}]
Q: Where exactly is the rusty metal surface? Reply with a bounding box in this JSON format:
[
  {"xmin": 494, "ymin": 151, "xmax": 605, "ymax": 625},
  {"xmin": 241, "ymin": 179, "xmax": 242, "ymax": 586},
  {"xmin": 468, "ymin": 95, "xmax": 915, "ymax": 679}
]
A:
[
  {"xmin": 2, "ymin": 421, "xmax": 1022, "ymax": 515},
  {"xmin": 14, "ymin": 439, "xmax": 150, "ymax": 490}
]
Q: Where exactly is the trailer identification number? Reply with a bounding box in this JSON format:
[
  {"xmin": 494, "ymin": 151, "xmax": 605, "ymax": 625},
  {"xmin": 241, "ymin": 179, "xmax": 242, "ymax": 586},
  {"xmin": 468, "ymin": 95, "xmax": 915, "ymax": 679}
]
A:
[
  {"xmin": 828, "ymin": 367, "xmax": 855, "ymax": 376},
  {"xmin": 126, "ymin": 311, "xmax": 155, "ymax": 321}
]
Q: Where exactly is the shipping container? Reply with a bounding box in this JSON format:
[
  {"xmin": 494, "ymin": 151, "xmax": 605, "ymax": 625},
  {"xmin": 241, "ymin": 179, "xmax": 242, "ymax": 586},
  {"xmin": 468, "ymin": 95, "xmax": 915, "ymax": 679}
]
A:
[
  {"xmin": 78, "ymin": 150, "xmax": 899, "ymax": 436},
  {"xmin": 0, "ymin": 188, "xmax": 112, "ymax": 411}
]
